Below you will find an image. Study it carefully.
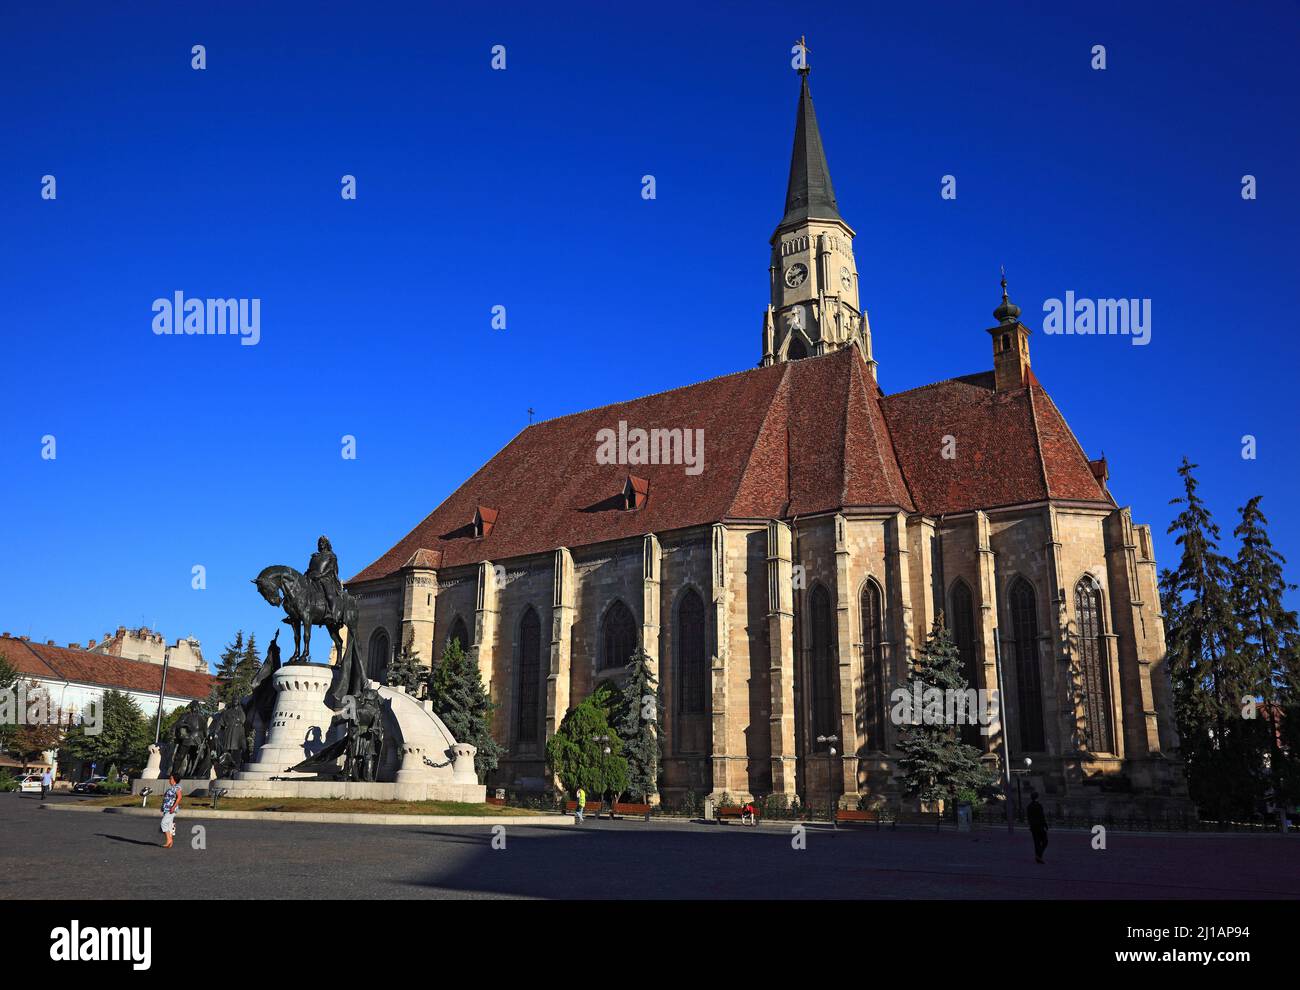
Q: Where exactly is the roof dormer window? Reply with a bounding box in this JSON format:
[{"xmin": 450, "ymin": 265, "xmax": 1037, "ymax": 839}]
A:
[
  {"xmin": 472, "ymin": 505, "xmax": 498, "ymax": 539},
  {"xmin": 622, "ymin": 476, "xmax": 649, "ymax": 511}
]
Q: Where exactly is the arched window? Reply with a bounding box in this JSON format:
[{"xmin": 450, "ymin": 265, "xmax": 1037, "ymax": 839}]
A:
[
  {"xmin": 445, "ymin": 616, "xmax": 470, "ymax": 656},
  {"xmin": 949, "ymin": 580, "xmax": 981, "ymax": 746},
  {"xmin": 677, "ymin": 589, "xmax": 707, "ymax": 715},
  {"xmin": 787, "ymin": 336, "xmax": 809, "ymax": 361},
  {"xmin": 514, "ymin": 607, "xmax": 542, "ymax": 745},
  {"xmin": 367, "ymin": 628, "xmax": 391, "ymax": 683},
  {"xmin": 810, "ymin": 584, "xmax": 837, "ymax": 750},
  {"xmin": 1008, "ymin": 579, "xmax": 1045, "ymax": 752},
  {"xmin": 1075, "ymin": 576, "xmax": 1114, "ymax": 753},
  {"xmin": 600, "ymin": 600, "xmax": 637, "ymax": 671},
  {"xmin": 860, "ymin": 580, "xmax": 886, "ymax": 751}
]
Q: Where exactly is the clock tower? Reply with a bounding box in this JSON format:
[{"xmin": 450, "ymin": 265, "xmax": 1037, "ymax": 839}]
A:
[{"xmin": 761, "ymin": 56, "xmax": 875, "ymax": 378}]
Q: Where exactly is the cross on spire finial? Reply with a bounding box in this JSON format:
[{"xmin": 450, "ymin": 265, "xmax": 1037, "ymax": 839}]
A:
[
  {"xmin": 794, "ymin": 35, "xmax": 811, "ymax": 76},
  {"xmin": 527, "ymin": 406, "xmax": 535, "ymax": 425}
]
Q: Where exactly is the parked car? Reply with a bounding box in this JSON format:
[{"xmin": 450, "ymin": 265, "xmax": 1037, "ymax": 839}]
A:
[
  {"xmin": 19, "ymin": 774, "xmax": 43, "ymax": 794},
  {"xmin": 72, "ymin": 776, "xmax": 108, "ymax": 794}
]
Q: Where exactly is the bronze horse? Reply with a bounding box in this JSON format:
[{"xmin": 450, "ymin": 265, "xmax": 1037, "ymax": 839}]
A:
[{"xmin": 252, "ymin": 564, "xmax": 366, "ymax": 708}]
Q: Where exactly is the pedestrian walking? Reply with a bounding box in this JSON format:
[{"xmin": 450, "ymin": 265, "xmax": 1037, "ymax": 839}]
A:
[
  {"xmin": 40, "ymin": 768, "xmax": 52, "ymax": 801},
  {"xmin": 160, "ymin": 771, "xmax": 182, "ymax": 849},
  {"xmin": 575, "ymin": 786, "xmax": 586, "ymax": 824},
  {"xmin": 1027, "ymin": 790, "xmax": 1048, "ymax": 864}
]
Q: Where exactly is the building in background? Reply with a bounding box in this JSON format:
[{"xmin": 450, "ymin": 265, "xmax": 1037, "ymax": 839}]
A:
[
  {"xmin": 86, "ymin": 625, "xmax": 207, "ymax": 673},
  {"xmin": 0, "ymin": 633, "xmax": 216, "ymax": 779}
]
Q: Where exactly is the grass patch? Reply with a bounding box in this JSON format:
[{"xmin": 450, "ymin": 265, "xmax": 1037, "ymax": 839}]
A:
[{"xmin": 84, "ymin": 795, "xmax": 546, "ymax": 816}]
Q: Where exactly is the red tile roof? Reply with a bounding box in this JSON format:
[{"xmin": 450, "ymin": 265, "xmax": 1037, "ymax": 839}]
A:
[
  {"xmin": 0, "ymin": 635, "xmax": 215, "ymax": 700},
  {"xmin": 351, "ymin": 348, "xmax": 1111, "ymax": 583}
]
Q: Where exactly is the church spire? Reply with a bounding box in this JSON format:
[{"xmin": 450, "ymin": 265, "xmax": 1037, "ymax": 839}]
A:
[
  {"xmin": 761, "ymin": 46, "xmax": 868, "ymax": 372},
  {"xmin": 780, "ymin": 66, "xmax": 842, "ymax": 229}
]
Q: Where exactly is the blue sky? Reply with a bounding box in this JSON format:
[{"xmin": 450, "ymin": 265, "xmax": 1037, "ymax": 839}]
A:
[{"xmin": 2, "ymin": 1, "xmax": 1297, "ymax": 668}]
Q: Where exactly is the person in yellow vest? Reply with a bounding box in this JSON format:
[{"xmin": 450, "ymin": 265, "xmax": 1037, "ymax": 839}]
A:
[{"xmin": 575, "ymin": 786, "xmax": 586, "ymax": 824}]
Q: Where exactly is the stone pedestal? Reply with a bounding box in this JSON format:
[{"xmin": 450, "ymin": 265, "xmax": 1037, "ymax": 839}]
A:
[{"xmin": 238, "ymin": 663, "xmax": 340, "ymax": 779}]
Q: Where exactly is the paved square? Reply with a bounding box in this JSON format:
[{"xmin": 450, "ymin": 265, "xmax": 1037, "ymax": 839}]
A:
[{"xmin": 3, "ymin": 795, "xmax": 1295, "ymax": 900}]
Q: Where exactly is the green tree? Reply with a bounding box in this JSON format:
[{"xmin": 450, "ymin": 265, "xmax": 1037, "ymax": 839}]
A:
[
  {"xmin": 545, "ymin": 697, "xmax": 629, "ymax": 797},
  {"xmin": 614, "ymin": 647, "xmax": 662, "ymax": 801},
  {"xmin": 895, "ymin": 618, "xmax": 999, "ymax": 806},
  {"xmin": 214, "ymin": 630, "xmax": 250, "ymax": 709},
  {"xmin": 0, "ymin": 652, "xmax": 19, "ymax": 754},
  {"xmin": 428, "ymin": 638, "xmax": 503, "ymax": 779},
  {"xmin": 1231, "ymin": 496, "xmax": 1300, "ymax": 816},
  {"xmin": 1163, "ymin": 458, "xmax": 1254, "ymax": 819},
  {"xmin": 59, "ymin": 690, "xmax": 150, "ymax": 774}
]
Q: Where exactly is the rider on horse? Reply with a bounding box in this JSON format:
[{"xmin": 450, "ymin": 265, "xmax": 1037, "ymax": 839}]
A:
[{"xmin": 306, "ymin": 535, "xmax": 342, "ymax": 620}]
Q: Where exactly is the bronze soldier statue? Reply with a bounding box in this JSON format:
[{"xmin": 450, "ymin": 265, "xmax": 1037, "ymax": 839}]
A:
[{"xmin": 306, "ymin": 535, "xmax": 342, "ymax": 621}]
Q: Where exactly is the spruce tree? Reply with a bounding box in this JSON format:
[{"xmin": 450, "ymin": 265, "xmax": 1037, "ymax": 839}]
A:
[
  {"xmin": 895, "ymin": 617, "xmax": 998, "ymax": 806},
  {"xmin": 1231, "ymin": 496, "xmax": 1300, "ymax": 816},
  {"xmin": 1164, "ymin": 458, "xmax": 1247, "ymax": 819},
  {"xmin": 615, "ymin": 646, "xmax": 662, "ymax": 801},
  {"xmin": 428, "ymin": 638, "xmax": 503, "ymax": 779},
  {"xmin": 214, "ymin": 631, "xmax": 247, "ymax": 709}
]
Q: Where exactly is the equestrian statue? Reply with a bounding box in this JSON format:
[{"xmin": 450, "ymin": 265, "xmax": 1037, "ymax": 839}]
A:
[{"xmin": 252, "ymin": 535, "xmax": 367, "ymax": 711}]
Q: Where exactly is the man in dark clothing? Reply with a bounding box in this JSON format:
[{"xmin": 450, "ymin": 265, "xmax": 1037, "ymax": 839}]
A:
[{"xmin": 1026, "ymin": 791, "xmax": 1048, "ymax": 863}]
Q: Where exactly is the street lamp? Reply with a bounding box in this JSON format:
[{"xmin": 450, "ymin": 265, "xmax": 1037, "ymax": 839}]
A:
[
  {"xmin": 1012, "ymin": 756, "xmax": 1033, "ymax": 820},
  {"xmin": 816, "ymin": 734, "xmax": 838, "ymax": 829},
  {"xmin": 594, "ymin": 734, "xmax": 610, "ymax": 819}
]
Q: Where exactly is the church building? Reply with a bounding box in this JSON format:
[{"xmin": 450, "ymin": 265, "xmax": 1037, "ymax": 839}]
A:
[{"xmin": 347, "ymin": 64, "xmax": 1189, "ymax": 815}]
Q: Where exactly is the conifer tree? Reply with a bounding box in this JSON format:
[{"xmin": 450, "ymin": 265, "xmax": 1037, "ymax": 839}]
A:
[
  {"xmin": 1163, "ymin": 458, "xmax": 1248, "ymax": 818},
  {"xmin": 1231, "ymin": 496, "xmax": 1300, "ymax": 814},
  {"xmin": 428, "ymin": 637, "xmax": 503, "ymax": 779},
  {"xmin": 614, "ymin": 646, "xmax": 662, "ymax": 801},
  {"xmin": 214, "ymin": 631, "xmax": 247, "ymax": 709},
  {"xmin": 545, "ymin": 697, "xmax": 629, "ymax": 798},
  {"xmin": 895, "ymin": 618, "xmax": 998, "ymax": 806}
]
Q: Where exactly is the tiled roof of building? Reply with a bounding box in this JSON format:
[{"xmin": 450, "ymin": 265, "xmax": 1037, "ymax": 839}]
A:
[
  {"xmin": 351, "ymin": 347, "xmax": 1111, "ymax": 584},
  {"xmin": 0, "ymin": 634, "xmax": 215, "ymax": 700}
]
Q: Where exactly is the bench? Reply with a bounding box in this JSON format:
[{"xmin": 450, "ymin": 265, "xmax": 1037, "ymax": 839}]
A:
[
  {"xmin": 891, "ymin": 809, "xmax": 943, "ymax": 831},
  {"xmin": 835, "ymin": 808, "xmax": 887, "ymax": 829},
  {"xmin": 563, "ymin": 800, "xmax": 652, "ymax": 821},
  {"xmin": 715, "ymin": 805, "xmax": 760, "ymax": 825},
  {"xmin": 612, "ymin": 802, "xmax": 653, "ymax": 822}
]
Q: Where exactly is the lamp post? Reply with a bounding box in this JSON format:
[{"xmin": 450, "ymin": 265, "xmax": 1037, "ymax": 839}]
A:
[
  {"xmin": 1013, "ymin": 757, "xmax": 1033, "ymax": 819},
  {"xmin": 152, "ymin": 646, "xmax": 172, "ymax": 745},
  {"xmin": 595, "ymin": 733, "xmax": 610, "ymax": 819},
  {"xmin": 817, "ymin": 734, "xmax": 838, "ymax": 829}
]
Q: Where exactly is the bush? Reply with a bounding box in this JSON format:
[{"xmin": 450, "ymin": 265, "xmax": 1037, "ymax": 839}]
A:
[
  {"xmin": 0, "ymin": 770, "xmax": 18, "ymax": 793},
  {"xmin": 100, "ymin": 781, "xmax": 130, "ymax": 795}
]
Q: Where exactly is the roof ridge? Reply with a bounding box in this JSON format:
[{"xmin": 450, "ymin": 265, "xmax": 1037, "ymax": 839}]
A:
[
  {"xmin": 850, "ymin": 351, "xmax": 915, "ymax": 512},
  {"xmin": 1024, "ymin": 383, "xmax": 1053, "ymax": 501},
  {"xmin": 724, "ymin": 361, "xmax": 793, "ymax": 517},
  {"xmin": 884, "ymin": 371, "xmax": 994, "ymax": 400},
  {"xmin": 524, "ymin": 360, "xmax": 787, "ymax": 431},
  {"xmin": 1029, "ymin": 384, "xmax": 1116, "ymax": 508}
]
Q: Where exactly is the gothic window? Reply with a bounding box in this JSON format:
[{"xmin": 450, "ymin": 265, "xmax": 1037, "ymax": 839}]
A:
[
  {"xmin": 445, "ymin": 615, "xmax": 470, "ymax": 655},
  {"xmin": 677, "ymin": 589, "xmax": 707, "ymax": 715},
  {"xmin": 860, "ymin": 580, "xmax": 886, "ymax": 751},
  {"xmin": 788, "ymin": 337, "xmax": 809, "ymax": 361},
  {"xmin": 514, "ymin": 607, "xmax": 542, "ymax": 745},
  {"xmin": 1008, "ymin": 579, "xmax": 1046, "ymax": 752},
  {"xmin": 810, "ymin": 584, "xmax": 837, "ymax": 750},
  {"xmin": 367, "ymin": 628, "xmax": 391, "ymax": 682},
  {"xmin": 949, "ymin": 580, "xmax": 981, "ymax": 746},
  {"xmin": 599, "ymin": 600, "xmax": 637, "ymax": 671},
  {"xmin": 1075, "ymin": 576, "xmax": 1114, "ymax": 753}
]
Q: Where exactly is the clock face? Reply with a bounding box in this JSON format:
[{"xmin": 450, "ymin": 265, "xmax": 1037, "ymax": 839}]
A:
[
  {"xmin": 840, "ymin": 267, "xmax": 852, "ymax": 291},
  {"xmin": 784, "ymin": 263, "xmax": 808, "ymax": 288}
]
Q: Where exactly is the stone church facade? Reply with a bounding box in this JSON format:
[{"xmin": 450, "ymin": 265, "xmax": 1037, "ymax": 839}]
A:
[{"xmin": 346, "ymin": 68, "xmax": 1189, "ymax": 815}]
